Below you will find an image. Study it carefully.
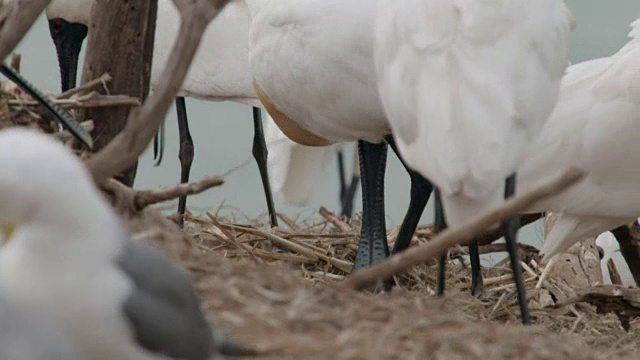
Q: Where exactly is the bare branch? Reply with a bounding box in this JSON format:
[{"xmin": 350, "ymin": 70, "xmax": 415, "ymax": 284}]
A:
[
  {"xmin": 0, "ymin": 0, "xmax": 50, "ymax": 61},
  {"xmin": 342, "ymin": 168, "xmax": 584, "ymax": 291},
  {"xmin": 135, "ymin": 176, "xmax": 224, "ymax": 209},
  {"xmin": 56, "ymin": 73, "xmax": 113, "ymax": 99},
  {"xmin": 319, "ymin": 206, "xmax": 353, "ymax": 233},
  {"xmin": 86, "ymin": 0, "xmax": 232, "ymax": 183},
  {"xmin": 9, "ymin": 92, "xmax": 140, "ymax": 109}
]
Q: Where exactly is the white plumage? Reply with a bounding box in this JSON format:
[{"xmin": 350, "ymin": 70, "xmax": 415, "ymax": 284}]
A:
[
  {"xmin": 0, "ymin": 290, "xmax": 77, "ymax": 360},
  {"xmin": 264, "ymin": 118, "xmax": 338, "ymax": 206},
  {"xmin": 0, "ymin": 129, "xmax": 157, "ymax": 359},
  {"xmin": 516, "ymin": 17, "xmax": 640, "ymax": 259},
  {"xmin": 596, "ymin": 232, "xmax": 637, "ymax": 287},
  {"xmin": 45, "ymin": 0, "xmax": 328, "ymax": 206},
  {"xmin": 247, "ymin": 0, "xmax": 389, "ymax": 144},
  {"xmin": 0, "ymin": 128, "xmax": 221, "ymax": 359},
  {"xmin": 374, "ymin": 0, "xmax": 573, "ymax": 226}
]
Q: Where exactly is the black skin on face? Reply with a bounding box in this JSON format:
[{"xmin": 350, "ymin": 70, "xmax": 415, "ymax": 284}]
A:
[{"xmin": 48, "ymin": 18, "xmax": 88, "ymax": 92}]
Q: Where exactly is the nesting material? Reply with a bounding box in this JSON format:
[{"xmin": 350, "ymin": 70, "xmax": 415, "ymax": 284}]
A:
[
  {"xmin": 2, "ymin": 78, "xmax": 639, "ymax": 359},
  {"xmin": 180, "ymin": 211, "xmax": 639, "ymax": 359}
]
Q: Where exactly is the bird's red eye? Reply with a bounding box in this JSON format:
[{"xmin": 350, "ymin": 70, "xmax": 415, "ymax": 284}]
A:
[{"xmin": 52, "ymin": 21, "xmax": 63, "ymax": 31}]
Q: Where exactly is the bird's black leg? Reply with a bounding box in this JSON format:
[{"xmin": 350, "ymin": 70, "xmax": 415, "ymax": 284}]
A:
[
  {"xmin": 337, "ymin": 150, "xmax": 347, "ymax": 203},
  {"xmin": 176, "ymin": 96, "xmax": 193, "ymax": 227},
  {"xmin": 383, "ymin": 135, "xmax": 433, "ymax": 290},
  {"xmin": 340, "ymin": 146, "xmax": 360, "ymax": 218},
  {"xmin": 341, "ymin": 174, "xmax": 360, "ymax": 219},
  {"xmin": 252, "ymin": 107, "xmax": 278, "ymax": 228},
  {"xmin": 469, "ymin": 240, "xmax": 484, "ymax": 297},
  {"xmin": 153, "ymin": 122, "xmax": 165, "ymax": 166},
  {"xmin": 435, "ymin": 189, "xmax": 448, "ymax": 295},
  {"xmin": 503, "ymin": 173, "xmax": 532, "ymax": 325},
  {"xmin": 352, "ymin": 140, "xmax": 389, "ymax": 273}
]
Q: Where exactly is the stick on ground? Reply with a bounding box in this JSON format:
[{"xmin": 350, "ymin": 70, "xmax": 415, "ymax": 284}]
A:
[{"xmin": 342, "ymin": 168, "xmax": 584, "ymax": 291}]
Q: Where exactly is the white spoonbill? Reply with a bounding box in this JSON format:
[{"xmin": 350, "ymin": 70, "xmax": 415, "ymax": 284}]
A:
[
  {"xmin": 46, "ymin": 0, "xmax": 347, "ymax": 226},
  {"xmin": 0, "ymin": 128, "xmax": 237, "ymax": 359},
  {"xmin": 246, "ymin": 0, "xmax": 435, "ymax": 281},
  {"xmin": 375, "ymin": 0, "xmax": 574, "ymax": 323},
  {"xmin": 512, "ymin": 17, "xmax": 640, "ymax": 264}
]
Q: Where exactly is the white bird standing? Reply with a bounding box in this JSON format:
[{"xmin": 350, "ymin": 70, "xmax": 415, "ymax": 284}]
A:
[
  {"xmin": 0, "ymin": 128, "xmax": 235, "ymax": 359},
  {"xmin": 0, "ymin": 290, "xmax": 77, "ymax": 359},
  {"xmin": 375, "ymin": 0, "xmax": 574, "ymax": 323},
  {"xmin": 246, "ymin": 0, "xmax": 434, "ymax": 283},
  {"xmin": 46, "ymin": 0, "xmax": 355, "ymax": 226},
  {"xmin": 512, "ymin": 17, "xmax": 640, "ymax": 265}
]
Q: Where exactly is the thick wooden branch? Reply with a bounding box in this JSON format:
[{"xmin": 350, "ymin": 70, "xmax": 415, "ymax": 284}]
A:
[
  {"xmin": 0, "ymin": 0, "xmax": 50, "ymax": 61},
  {"xmin": 342, "ymin": 168, "xmax": 584, "ymax": 291},
  {"xmin": 79, "ymin": 0, "xmax": 159, "ymax": 185},
  {"xmin": 87, "ymin": 0, "xmax": 232, "ymax": 184}
]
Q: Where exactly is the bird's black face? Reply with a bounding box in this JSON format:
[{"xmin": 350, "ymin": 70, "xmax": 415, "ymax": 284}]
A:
[{"xmin": 48, "ymin": 18, "xmax": 88, "ymax": 92}]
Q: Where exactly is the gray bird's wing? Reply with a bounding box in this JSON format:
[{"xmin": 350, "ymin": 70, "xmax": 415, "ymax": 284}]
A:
[{"xmin": 116, "ymin": 239, "xmax": 216, "ymax": 360}]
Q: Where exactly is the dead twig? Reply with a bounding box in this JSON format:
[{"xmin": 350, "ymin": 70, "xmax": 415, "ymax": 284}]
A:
[
  {"xmin": 56, "ymin": 73, "xmax": 113, "ymax": 99},
  {"xmin": 319, "ymin": 206, "xmax": 353, "ymax": 233},
  {"xmin": 8, "ymin": 92, "xmax": 140, "ymax": 108},
  {"xmin": 342, "ymin": 168, "xmax": 584, "ymax": 291},
  {"xmin": 557, "ymin": 285, "xmax": 640, "ymax": 331},
  {"xmin": 101, "ymin": 175, "xmax": 223, "ymax": 214},
  {"xmin": 219, "ymin": 223, "xmax": 353, "ymax": 273},
  {"xmin": 86, "ymin": 0, "xmax": 232, "ymax": 184},
  {"xmin": 135, "ymin": 176, "xmax": 224, "ymax": 209}
]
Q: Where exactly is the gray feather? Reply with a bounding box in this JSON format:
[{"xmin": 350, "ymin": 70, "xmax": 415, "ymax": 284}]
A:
[{"xmin": 116, "ymin": 239, "xmax": 217, "ymax": 360}]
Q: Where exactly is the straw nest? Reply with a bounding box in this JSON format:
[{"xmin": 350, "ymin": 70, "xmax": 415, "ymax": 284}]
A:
[{"xmin": 1, "ymin": 78, "xmax": 639, "ymax": 359}]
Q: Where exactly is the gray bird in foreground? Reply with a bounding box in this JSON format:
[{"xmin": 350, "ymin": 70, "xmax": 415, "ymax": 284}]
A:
[{"xmin": 0, "ymin": 128, "xmax": 241, "ymax": 359}]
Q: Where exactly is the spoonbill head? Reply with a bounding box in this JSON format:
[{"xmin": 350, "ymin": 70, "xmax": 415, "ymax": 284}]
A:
[{"xmin": 46, "ymin": 0, "xmax": 90, "ymax": 91}]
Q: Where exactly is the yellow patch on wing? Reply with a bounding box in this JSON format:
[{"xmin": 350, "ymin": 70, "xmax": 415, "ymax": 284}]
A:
[
  {"xmin": 253, "ymin": 81, "xmax": 334, "ymax": 147},
  {"xmin": 2, "ymin": 223, "xmax": 15, "ymax": 244}
]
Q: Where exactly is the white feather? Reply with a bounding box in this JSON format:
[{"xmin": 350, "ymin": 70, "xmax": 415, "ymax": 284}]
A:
[
  {"xmin": 247, "ymin": 0, "xmax": 390, "ymax": 144},
  {"xmin": 516, "ymin": 17, "xmax": 640, "ymax": 258},
  {"xmin": 47, "ymin": 0, "xmax": 338, "ymax": 206},
  {"xmin": 264, "ymin": 116, "xmax": 337, "ymax": 206},
  {"xmin": 375, "ymin": 0, "xmax": 572, "ymax": 226}
]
